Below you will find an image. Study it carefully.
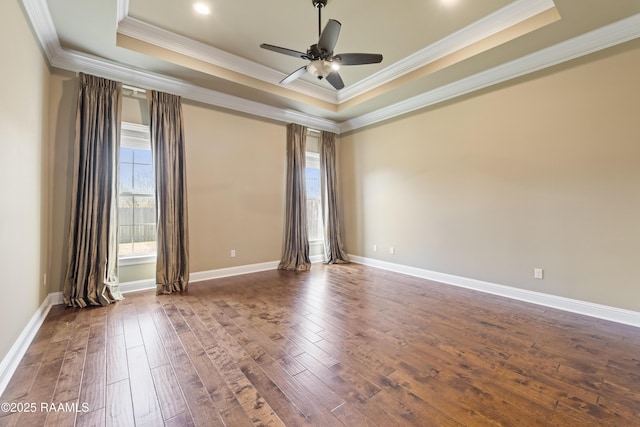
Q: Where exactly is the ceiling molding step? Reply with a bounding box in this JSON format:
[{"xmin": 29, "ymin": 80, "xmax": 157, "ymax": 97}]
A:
[
  {"xmin": 50, "ymin": 48, "xmax": 340, "ymax": 133},
  {"xmin": 116, "ymin": 0, "xmax": 129, "ymax": 23},
  {"xmin": 337, "ymin": 0, "xmax": 556, "ymax": 103},
  {"xmin": 116, "ymin": 17, "xmax": 338, "ymax": 104},
  {"xmin": 21, "ymin": 0, "xmax": 640, "ymax": 137},
  {"xmin": 21, "ymin": 0, "xmax": 339, "ymax": 133},
  {"xmin": 339, "ymin": 12, "xmax": 640, "ymax": 133},
  {"xmin": 21, "ymin": 0, "xmax": 63, "ymax": 63}
]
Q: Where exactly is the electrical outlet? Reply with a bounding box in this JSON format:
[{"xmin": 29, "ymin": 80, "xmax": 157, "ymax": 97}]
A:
[
  {"xmin": 373, "ymin": 244, "xmax": 377, "ymax": 252},
  {"xmin": 230, "ymin": 249, "xmax": 236, "ymax": 258},
  {"xmin": 390, "ymin": 247, "xmax": 395, "ymax": 255},
  {"xmin": 534, "ymin": 268, "xmax": 544, "ymax": 279}
]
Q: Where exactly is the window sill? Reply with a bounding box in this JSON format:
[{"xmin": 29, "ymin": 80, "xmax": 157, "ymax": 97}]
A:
[
  {"xmin": 309, "ymin": 240, "xmax": 324, "ymax": 246},
  {"xmin": 119, "ymin": 254, "xmax": 156, "ymax": 266}
]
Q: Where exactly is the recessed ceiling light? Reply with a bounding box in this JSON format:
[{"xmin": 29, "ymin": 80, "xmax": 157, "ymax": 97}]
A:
[{"xmin": 193, "ymin": 2, "xmax": 211, "ymax": 15}]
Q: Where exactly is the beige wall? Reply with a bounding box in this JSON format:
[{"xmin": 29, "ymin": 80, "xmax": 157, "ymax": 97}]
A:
[
  {"xmin": 47, "ymin": 76, "xmax": 288, "ymax": 290},
  {"xmin": 339, "ymin": 39, "xmax": 640, "ymax": 312},
  {"xmin": 183, "ymin": 103, "xmax": 286, "ymax": 272},
  {"xmin": 0, "ymin": 0, "xmax": 51, "ymax": 361}
]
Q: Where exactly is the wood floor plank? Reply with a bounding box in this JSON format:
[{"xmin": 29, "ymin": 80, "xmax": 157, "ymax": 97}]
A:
[
  {"xmin": 164, "ymin": 411, "xmax": 196, "ymax": 427},
  {"xmin": 78, "ymin": 350, "xmax": 106, "ymax": 417},
  {"xmin": 105, "ymin": 332, "xmax": 128, "ymax": 386},
  {"xmin": 173, "ymin": 296, "xmax": 285, "ymax": 426},
  {"xmin": 135, "ymin": 302, "xmax": 169, "ymax": 369},
  {"xmin": 42, "ymin": 401, "xmax": 78, "ymax": 427},
  {"xmin": 259, "ymin": 359, "xmax": 345, "ymax": 426},
  {"xmin": 2, "ymin": 264, "xmax": 640, "ymax": 426},
  {"xmin": 105, "ymin": 379, "xmax": 134, "ymax": 427},
  {"xmin": 122, "ymin": 301, "xmax": 144, "ymax": 350},
  {"xmin": 219, "ymin": 403, "xmax": 255, "ymax": 427},
  {"xmin": 150, "ymin": 364, "xmax": 190, "ymax": 423},
  {"xmin": 76, "ymin": 407, "xmax": 106, "ymax": 427},
  {"xmin": 51, "ymin": 319, "xmax": 90, "ymax": 404},
  {"xmin": 10, "ymin": 333, "xmax": 70, "ymax": 426},
  {"xmin": 151, "ymin": 301, "xmax": 226, "ymax": 427},
  {"xmin": 127, "ymin": 345, "xmax": 163, "ymax": 426}
]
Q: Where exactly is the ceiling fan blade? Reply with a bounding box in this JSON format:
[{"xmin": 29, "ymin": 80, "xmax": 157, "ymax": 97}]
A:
[
  {"xmin": 260, "ymin": 44, "xmax": 307, "ymax": 59},
  {"xmin": 326, "ymin": 71, "xmax": 344, "ymax": 90},
  {"xmin": 318, "ymin": 19, "xmax": 341, "ymax": 55},
  {"xmin": 280, "ymin": 66, "xmax": 308, "ymax": 85},
  {"xmin": 333, "ymin": 53, "xmax": 383, "ymax": 65}
]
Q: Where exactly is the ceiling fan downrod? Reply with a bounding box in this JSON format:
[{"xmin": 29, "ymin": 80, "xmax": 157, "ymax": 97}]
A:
[{"xmin": 313, "ymin": 0, "xmax": 327, "ymax": 37}]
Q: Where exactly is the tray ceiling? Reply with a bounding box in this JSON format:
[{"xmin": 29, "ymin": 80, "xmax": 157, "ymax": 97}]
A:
[{"xmin": 21, "ymin": 0, "xmax": 640, "ymax": 133}]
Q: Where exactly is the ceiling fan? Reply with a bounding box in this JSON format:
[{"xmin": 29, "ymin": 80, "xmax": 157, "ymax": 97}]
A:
[{"xmin": 260, "ymin": 0, "xmax": 383, "ymax": 90}]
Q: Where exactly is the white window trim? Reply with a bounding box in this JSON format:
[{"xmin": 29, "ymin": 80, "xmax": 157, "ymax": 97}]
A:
[
  {"xmin": 305, "ymin": 143, "xmax": 323, "ymax": 243},
  {"xmin": 118, "ymin": 254, "xmax": 156, "ymax": 266},
  {"xmin": 119, "ymin": 122, "xmax": 157, "ymax": 265}
]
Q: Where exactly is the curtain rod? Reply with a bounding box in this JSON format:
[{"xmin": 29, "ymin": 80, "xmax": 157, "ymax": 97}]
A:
[
  {"xmin": 122, "ymin": 84, "xmax": 146, "ymax": 94},
  {"xmin": 74, "ymin": 73, "xmax": 146, "ymax": 94}
]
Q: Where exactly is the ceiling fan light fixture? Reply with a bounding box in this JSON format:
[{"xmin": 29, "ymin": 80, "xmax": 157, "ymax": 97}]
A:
[{"xmin": 307, "ymin": 59, "xmax": 334, "ymax": 79}]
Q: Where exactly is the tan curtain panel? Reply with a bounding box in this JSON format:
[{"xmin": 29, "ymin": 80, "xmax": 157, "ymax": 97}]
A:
[
  {"xmin": 278, "ymin": 123, "xmax": 311, "ymax": 271},
  {"xmin": 319, "ymin": 131, "xmax": 349, "ymax": 264},
  {"xmin": 148, "ymin": 91, "xmax": 190, "ymax": 294},
  {"xmin": 63, "ymin": 73, "xmax": 123, "ymax": 307}
]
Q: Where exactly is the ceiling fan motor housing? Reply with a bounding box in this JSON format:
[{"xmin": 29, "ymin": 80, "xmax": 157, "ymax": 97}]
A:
[
  {"xmin": 312, "ymin": 0, "xmax": 328, "ymax": 9},
  {"xmin": 307, "ymin": 44, "xmax": 328, "ymax": 60}
]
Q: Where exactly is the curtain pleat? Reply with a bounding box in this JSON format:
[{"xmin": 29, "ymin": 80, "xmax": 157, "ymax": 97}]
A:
[
  {"xmin": 278, "ymin": 123, "xmax": 311, "ymax": 271},
  {"xmin": 319, "ymin": 131, "xmax": 349, "ymax": 264},
  {"xmin": 148, "ymin": 91, "xmax": 190, "ymax": 294},
  {"xmin": 63, "ymin": 73, "xmax": 123, "ymax": 307}
]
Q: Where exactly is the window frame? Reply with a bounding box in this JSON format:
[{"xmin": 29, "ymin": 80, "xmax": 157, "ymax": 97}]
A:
[
  {"xmin": 118, "ymin": 122, "xmax": 156, "ymax": 265},
  {"xmin": 306, "ymin": 130, "xmax": 324, "ymax": 245}
]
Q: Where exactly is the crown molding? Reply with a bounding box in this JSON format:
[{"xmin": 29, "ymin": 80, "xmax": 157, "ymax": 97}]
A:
[
  {"xmin": 51, "ymin": 48, "xmax": 340, "ymax": 133},
  {"xmin": 21, "ymin": 0, "xmax": 640, "ymax": 135},
  {"xmin": 116, "ymin": 17, "xmax": 339, "ymax": 104},
  {"xmin": 116, "ymin": 0, "xmax": 129, "ymax": 23},
  {"xmin": 20, "ymin": 0, "xmax": 339, "ymax": 132},
  {"xmin": 340, "ymin": 12, "xmax": 640, "ymax": 133},
  {"xmin": 337, "ymin": 0, "xmax": 556, "ymax": 103},
  {"xmin": 22, "ymin": 0, "xmax": 63, "ymax": 62}
]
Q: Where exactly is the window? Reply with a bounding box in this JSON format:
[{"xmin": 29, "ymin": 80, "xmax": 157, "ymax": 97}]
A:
[
  {"xmin": 306, "ymin": 131, "xmax": 323, "ymax": 242},
  {"xmin": 119, "ymin": 123, "xmax": 156, "ymax": 259}
]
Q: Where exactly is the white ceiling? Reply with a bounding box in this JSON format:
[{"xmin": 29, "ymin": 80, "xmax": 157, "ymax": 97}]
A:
[{"xmin": 22, "ymin": 0, "xmax": 640, "ymax": 133}]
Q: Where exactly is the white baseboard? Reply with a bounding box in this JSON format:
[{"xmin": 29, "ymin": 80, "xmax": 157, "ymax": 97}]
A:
[
  {"xmin": 189, "ymin": 257, "xmax": 323, "ymax": 283},
  {"xmin": 348, "ymin": 255, "xmax": 640, "ymax": 328},
  {"xmin": 0, "ymin": 293, "xmax": 59, "ymax": 397},
  {"xmin": 49, "ymin": 291, "xmax": 63, "ymax": 305},
  {"xmin": 189, "ymin": 260, "xmax": 280, "ymax": 283},
  {"xmin": 120, "ymin": 279, "xmax": 156, "ymax": 294}
]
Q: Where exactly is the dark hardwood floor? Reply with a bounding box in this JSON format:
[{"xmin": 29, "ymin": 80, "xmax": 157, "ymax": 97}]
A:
[{"xmin": 1, "ymin": 263, "xmax": 639, "ymax": 426}]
